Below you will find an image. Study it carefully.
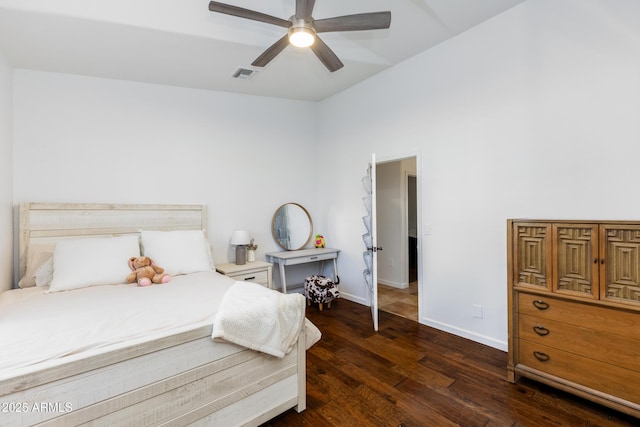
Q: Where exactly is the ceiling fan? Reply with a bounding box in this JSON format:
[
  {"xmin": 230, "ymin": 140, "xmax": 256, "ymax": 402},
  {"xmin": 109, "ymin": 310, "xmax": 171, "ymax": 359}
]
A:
[{"xmin": 208, "ymin": 0, "xmax": 391, "ymax": 72}]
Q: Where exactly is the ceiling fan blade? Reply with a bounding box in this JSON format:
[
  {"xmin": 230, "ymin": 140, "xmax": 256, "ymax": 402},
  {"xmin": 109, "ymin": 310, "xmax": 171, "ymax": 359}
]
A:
[
  {"xmin": 252, "ymin": 35, "xmax": 290, "ymax": 67},
  {"xmin": 295, "ymin": 0, "xmax": 316, "ymax": 20},
  {"xmin": 314, "ymin": 11, "xmax": 391, "ymax": 33},
  {"xmin": 209, "ymin": 1, "xmax": 291, "ymax": 28},
  {"xmin": 310, "ymin": 36, "xmax": 344, "ymax": 72}
]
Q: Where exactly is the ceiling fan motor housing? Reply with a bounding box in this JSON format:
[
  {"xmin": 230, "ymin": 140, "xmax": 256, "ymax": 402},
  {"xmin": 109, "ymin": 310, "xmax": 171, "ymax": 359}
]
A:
[{"xmin": 288, "ymin": 17, "xmax": 316, "ymax": 47}]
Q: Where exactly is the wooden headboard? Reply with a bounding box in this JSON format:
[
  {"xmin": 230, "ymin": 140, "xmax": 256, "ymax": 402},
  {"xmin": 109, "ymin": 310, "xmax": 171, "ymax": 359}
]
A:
[{"xmin": 18, "ymin": 203, "xmax": 207, "ymax": 281}]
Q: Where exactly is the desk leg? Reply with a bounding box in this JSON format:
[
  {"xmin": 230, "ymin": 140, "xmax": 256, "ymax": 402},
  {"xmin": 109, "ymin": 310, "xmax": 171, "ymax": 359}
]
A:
[
  {"xmin": 279, "ymin": 263, "xmax": 288, "ymax": 294},
  {"xmin": 332, "ymin": 259, "xmax": 338, "ymax": 283}
]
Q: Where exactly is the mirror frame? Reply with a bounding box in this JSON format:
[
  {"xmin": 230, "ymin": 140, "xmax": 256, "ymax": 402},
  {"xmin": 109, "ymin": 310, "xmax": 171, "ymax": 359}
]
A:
[{"xmin": 271, "ymin": 202, "xmax": 313, "ymax": 251}]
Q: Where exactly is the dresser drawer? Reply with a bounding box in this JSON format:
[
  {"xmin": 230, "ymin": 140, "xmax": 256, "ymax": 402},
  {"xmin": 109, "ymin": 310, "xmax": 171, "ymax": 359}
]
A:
[
  {"xmin": 228, "ymin": 270, "xmax": 269, "ymax": 286},
  {"xmin": 518, "ymin": 339, "xmax": 640, "ymax": 405},
  {"xmin": 518, "ymin": 313, "xmax": 640, "ymax": 372},
  {"xmin": 517, "ymin": 292, "xmax": 640, "ymax": 341}
]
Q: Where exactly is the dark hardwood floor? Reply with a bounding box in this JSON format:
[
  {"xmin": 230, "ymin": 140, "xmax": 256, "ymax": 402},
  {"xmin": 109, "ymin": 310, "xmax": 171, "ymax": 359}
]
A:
[{"xmin": 263, "ymin": 299, "xmax": 639, "ymax": 427}]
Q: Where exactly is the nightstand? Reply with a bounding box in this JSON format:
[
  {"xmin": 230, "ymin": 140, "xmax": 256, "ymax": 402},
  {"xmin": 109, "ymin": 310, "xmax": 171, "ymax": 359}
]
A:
[{"xmin": 215, "ymin": 261, "xmax": 273, "ymax": 289}]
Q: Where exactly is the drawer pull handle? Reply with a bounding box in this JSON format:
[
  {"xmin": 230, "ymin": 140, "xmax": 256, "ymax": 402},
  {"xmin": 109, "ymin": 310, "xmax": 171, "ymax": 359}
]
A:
[
  {"xmin": 533, "ymin": 351, "xmax": 550, "ymax": 362},
  {"xmin": 310, "ymin": 256, "xmax": 319, "ymax": 260},
  {"xmin": 532, "ymin": 300, "xmax": 549, "ymax": 310},
  {"xmin": 533, "ymin": 325, "xmax": 550, "ymax": 336},
  {"xmin": 244, "ymin": 276, "xmax": 256, "ymax": 281}
]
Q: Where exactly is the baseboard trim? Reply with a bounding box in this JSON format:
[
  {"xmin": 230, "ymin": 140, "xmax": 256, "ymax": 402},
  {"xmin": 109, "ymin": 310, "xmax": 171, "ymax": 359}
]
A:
[
  {"xmin": 337, "ymin": 295, "xmax": 506, "ymax": 351},
  {"xmin": 421, "ymin": 318, "xmax": 507, "ymax": 351},
  {"xmin": 339, "ymin": 292, "xmax": 368, "ymax": 306},
  {"xmin": 377, "ymin": 279, "xmax": 409, "ymax": 289}
]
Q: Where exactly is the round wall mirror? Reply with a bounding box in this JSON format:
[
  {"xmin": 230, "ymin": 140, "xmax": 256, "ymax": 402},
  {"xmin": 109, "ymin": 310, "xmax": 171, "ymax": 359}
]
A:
[{"xmin": 271, "ymin": 203, "xmax": 313, "ymax": 251}]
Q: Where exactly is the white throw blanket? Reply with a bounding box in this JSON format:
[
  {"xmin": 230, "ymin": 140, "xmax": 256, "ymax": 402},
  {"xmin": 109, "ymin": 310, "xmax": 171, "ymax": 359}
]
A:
[{"xmin": 212, "ymin": 281, "xmax": 307, "ymax": 358}]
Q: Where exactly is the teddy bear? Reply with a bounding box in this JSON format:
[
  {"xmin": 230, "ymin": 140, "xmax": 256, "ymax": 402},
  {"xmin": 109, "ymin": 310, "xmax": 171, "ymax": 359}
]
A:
[{"xmin": 126, "ymin": 256, "xmax": 170, "ymax": 287}]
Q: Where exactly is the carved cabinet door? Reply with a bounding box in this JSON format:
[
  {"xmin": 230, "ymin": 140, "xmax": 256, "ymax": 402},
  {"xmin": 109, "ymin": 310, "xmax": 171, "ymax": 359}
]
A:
[
  {"xmin": 600, "ymin": 224, "xmax": 640, "ymax": 305},
  {"xmin": 513, "ymin": 223, "xmax": 552, "ymax": 291},
  {"xmin": 552, "ymin": 224, "xmax": 599, "ymax": 299}
]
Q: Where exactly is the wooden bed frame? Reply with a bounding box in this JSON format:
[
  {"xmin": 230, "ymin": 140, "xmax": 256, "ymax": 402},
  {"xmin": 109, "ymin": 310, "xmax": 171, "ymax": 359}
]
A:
[{"xmin": 1, "ymin": 203, "xmax": 306, "ymax": 426}]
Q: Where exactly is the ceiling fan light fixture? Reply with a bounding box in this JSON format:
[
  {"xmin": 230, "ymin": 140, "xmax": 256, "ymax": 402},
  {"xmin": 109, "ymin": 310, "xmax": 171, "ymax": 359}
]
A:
[
  {"xmin": 208, "ymin": 1, "xmax": 391, "ymax": 72},
  {"xmin": 289, "ymin": 27, "xmax": 315, "ymax": 48}
]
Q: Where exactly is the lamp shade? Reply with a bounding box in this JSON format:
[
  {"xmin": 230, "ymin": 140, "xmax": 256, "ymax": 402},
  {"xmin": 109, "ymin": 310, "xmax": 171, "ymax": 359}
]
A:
[{"xmin": 230, "ymin": 230, "xmax": 250, "ymax": 245}]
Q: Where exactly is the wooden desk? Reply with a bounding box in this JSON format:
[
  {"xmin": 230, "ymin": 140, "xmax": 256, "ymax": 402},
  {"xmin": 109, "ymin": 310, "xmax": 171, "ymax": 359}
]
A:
[{"xmin": 265, "ymin": 248, "xmax": 339, "ymax": 293}]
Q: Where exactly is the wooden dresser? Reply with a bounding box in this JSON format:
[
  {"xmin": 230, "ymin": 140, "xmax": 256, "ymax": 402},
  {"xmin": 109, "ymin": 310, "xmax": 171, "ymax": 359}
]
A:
[{"xmin": 507, "ymin": 220, "xmax": 640, "ymax": 418}]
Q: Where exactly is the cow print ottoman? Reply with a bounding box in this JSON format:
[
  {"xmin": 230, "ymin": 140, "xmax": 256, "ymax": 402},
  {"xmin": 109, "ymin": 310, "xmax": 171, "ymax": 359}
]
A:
[{"xmin": 304, "ymin": 275, "xmax": 339, "ymax": 311}]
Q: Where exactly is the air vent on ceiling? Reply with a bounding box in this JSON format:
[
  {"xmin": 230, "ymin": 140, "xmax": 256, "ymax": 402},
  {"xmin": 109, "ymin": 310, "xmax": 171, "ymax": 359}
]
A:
[{"xmin": 232, "ymin": 67, "xmax": 257, "ymax": 80}]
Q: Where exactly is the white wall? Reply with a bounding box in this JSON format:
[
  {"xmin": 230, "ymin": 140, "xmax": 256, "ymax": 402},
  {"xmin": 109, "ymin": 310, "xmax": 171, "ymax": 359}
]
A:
[
  {"xmin": 12, "ymin": 70, "xmax": 319, "ymax": 278},
  {"xmin": 316, "ymin": 0, "xmax": 640, "ymax": 350},
  {"xmin": 8, "ymin": 0, "xmax": 640, "ymax": 351},
  {"xmin": 0, "ymin": 51, "xmax": 12, "ymax": 292}
]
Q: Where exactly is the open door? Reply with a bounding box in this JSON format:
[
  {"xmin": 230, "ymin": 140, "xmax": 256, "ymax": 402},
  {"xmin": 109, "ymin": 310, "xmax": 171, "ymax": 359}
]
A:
[{"xmin": 362, "ymin": 154, "xmax": 379, "ymax": 331}]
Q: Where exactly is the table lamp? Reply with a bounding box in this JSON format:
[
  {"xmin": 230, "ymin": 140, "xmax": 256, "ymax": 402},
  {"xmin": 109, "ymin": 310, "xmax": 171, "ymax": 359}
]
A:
[{"xmin": 231, "ymin": 230, "xmax": 251, "ymax": 265}]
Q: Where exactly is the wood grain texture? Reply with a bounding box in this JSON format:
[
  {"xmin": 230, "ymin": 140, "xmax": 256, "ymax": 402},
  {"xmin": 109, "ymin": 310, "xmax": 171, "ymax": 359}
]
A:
[
  {"xmin": 553, "ymin": 223, "xmax": 598, "ymax": 298},
  {"xmin": 601, "ymin": 224, "xmax": 640, "ymax": 303},
  {"xmin": 514, "ymin": 223, "xmax": 552, "ymax": 291},
  {"xmin": 378, "ymin": 281, "xmax": 418, "ymax": 321},
  {"xmin": 509, "ymin": 219, "xmax": 640, "ymax": 420},
  {"xmin": 263, "ymin": 299, "xmax": 639, "ymax": 426}
]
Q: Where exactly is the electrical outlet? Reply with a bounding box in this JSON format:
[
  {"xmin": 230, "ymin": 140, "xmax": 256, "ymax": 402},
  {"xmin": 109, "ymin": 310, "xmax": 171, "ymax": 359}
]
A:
[{"xmin": 472, "ymin": 304, "xmax": 483, "ymax": 319}]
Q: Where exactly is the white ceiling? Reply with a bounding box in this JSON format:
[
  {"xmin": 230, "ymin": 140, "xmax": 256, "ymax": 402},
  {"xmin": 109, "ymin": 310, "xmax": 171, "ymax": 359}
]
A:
[{"xmin": 0, "ymin": 0, "xmax": 526, "ymax": 101}]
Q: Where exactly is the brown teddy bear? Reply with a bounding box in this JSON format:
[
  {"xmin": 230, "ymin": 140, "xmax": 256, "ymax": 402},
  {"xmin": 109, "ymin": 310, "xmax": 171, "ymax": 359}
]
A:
[{"xmin": 126, "ymin": 256, "xmax": 170, "ymax": 287}]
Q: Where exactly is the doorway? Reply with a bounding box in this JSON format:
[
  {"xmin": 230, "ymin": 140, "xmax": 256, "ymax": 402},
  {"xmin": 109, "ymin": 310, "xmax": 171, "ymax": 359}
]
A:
[{"xmin": 375, "ymin": 156, "xmax": 419, "ymax": 322}]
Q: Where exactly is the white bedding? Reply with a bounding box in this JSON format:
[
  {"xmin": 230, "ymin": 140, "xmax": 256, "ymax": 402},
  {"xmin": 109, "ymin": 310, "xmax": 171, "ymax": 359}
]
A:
[
  {"xmin": 212, "ymin": 281, "xmax": 306, "ymax": 358},
  {"xmin": 0, "ymin": 271, "xmax": 235, "ymax": 378}
]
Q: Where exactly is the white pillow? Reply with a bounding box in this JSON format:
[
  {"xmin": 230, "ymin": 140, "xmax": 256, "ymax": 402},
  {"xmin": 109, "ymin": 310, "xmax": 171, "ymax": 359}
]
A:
[
  {"xmin": 34, "ymin": 256, "xmax": 54, "ymax": 286},
  {"xmin": 141, "ymin": 230, "xmax": 213, "ymax": 276},
  {"xmin": 49, "ymin": 235, "xmax": 140, "ymax": 292},
  {"xmin": 18, "ymin": 243, "xmax": 55, "ymax": 288}
]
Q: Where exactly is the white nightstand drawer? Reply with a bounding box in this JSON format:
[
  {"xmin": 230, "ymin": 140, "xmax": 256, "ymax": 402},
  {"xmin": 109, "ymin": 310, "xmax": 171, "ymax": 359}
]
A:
[
  {"xmin": 230, "ymin": 270, "xmax": 268, "ymax": 285},
  {"xmin": 215, "ymin": 261, "xmax": 273, "ymax": 289}
]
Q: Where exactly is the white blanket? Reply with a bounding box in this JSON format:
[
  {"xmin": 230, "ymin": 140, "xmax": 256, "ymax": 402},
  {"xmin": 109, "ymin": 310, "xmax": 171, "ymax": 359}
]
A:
[{"xmin": 212, "ymin": 281, "xmax": 307, "ymax": 358}]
